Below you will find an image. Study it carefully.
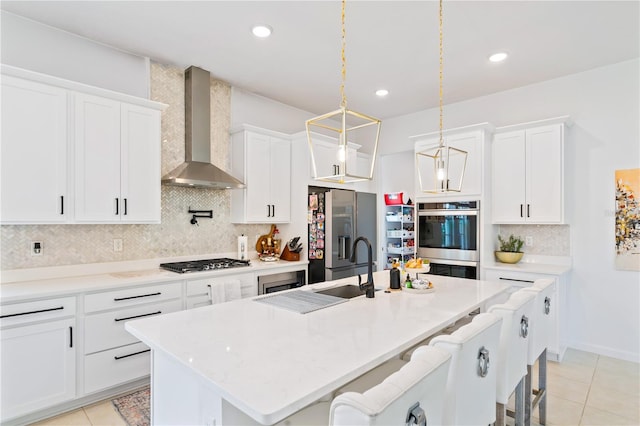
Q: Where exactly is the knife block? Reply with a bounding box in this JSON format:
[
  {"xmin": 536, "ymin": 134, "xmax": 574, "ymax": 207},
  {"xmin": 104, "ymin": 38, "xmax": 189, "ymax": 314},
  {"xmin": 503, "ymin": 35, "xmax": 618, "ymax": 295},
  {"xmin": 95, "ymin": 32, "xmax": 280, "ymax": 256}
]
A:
[{"xmin": 280, "ymin": 246, "xmax": 300, "ymax": 261}]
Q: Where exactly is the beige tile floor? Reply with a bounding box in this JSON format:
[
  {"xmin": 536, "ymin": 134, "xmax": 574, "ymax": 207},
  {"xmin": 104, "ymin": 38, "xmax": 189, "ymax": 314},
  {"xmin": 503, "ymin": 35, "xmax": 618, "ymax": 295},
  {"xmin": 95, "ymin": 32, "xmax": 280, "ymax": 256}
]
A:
[{"xmin": 31, "ymin": 349, "xmax": 639, "ymax": 426}]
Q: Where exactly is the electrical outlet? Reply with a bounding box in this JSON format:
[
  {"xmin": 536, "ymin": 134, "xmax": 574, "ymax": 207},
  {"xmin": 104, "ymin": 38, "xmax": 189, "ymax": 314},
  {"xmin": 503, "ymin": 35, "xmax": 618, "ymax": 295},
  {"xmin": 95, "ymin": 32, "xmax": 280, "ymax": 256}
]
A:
[
  {"xmin": 113, "ymin": 238, "xmax": 123, "ymax": 252},
  {"xmin": 31, "ymin": 241, "xmax": 43, "ymax": 256},
  {"xmin": 525, "ymin": 236, "xmax": 533, "ymax": 247}
]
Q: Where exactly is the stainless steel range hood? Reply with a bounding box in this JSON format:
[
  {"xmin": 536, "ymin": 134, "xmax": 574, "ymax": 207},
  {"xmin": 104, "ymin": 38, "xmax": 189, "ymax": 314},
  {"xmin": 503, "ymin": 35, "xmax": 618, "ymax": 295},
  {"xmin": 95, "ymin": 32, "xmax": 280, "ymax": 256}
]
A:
[{"xmin": 162, "ymin": 66, "xmax": 245, "ymax": 189}]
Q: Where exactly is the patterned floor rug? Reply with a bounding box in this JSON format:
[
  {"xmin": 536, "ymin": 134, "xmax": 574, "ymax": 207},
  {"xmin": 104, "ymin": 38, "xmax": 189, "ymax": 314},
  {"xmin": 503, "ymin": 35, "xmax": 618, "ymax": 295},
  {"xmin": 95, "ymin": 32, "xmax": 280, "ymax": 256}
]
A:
[{"xmin": 112, "ymin": 387, "xmax": 150, "ymax": 426}]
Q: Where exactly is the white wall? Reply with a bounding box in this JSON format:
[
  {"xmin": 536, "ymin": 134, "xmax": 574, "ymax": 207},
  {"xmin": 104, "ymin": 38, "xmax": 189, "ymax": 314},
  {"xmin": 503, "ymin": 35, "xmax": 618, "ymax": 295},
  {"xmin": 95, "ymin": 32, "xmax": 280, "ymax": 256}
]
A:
[
  {"xmin": 1, "ymin": 11, "xmax": 149, "ymax": 98},
  {"xmin": 381, "ymin": 59, "xmax": 640, "ymax": 361}
]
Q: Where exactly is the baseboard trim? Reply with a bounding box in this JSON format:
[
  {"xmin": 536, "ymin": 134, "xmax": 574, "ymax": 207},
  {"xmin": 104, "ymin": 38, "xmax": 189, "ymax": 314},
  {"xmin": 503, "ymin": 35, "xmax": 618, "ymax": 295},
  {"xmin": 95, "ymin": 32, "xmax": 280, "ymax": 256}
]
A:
[
  {"xmin": 2, "ymin": 377, "xmax": 149, "ymax": 426},
  {"xmin": 567, "ymin": 342, "xmax": 639, "ymax": 363}
]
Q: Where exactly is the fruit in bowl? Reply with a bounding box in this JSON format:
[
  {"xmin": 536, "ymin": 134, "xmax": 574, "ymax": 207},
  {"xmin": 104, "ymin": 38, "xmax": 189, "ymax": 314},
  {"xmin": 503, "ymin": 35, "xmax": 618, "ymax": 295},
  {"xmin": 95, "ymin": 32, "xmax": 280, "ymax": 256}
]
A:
[{"xmin": 405, "ymin": 257, "xmax": 429, "ymax": 269}]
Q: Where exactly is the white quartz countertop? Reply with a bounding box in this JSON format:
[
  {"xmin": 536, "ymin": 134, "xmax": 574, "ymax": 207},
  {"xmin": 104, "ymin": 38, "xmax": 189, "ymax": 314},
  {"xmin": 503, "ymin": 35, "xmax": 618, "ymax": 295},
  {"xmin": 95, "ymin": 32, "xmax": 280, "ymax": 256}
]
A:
[
  {"xmin": 126, "ymin": 271, "xmax": 509, "ymax": 425},
  {"xmin": 0, "ymin": 259, "xmax": 308, "ymax": 304},
  {"xmin": 483, "ymin": 254, "xmax": 572, "ymax": 275}
]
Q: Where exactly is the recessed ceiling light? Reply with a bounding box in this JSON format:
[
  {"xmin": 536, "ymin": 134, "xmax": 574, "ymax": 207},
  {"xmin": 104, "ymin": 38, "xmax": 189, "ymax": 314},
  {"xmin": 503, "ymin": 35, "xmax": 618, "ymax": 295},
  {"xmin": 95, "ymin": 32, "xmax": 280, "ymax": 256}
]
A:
[
  {"xmin": 489, "ymin": 52, "xmax": 508, "ymax": 63},
  {"xmin": 375, "ymin": 89, "xmax": 389, "ymax": 97},
  {"xmin": 251, "ymin": 25, "xmax": 272, "ymax": 38}
]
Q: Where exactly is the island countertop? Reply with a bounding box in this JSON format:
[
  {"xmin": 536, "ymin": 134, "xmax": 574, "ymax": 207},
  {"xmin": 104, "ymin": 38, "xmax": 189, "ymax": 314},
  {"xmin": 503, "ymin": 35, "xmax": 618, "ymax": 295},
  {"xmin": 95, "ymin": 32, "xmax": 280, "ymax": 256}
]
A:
[{"xmin": 126, "ymin": 271, "xmax": 509, "ymax": 425}]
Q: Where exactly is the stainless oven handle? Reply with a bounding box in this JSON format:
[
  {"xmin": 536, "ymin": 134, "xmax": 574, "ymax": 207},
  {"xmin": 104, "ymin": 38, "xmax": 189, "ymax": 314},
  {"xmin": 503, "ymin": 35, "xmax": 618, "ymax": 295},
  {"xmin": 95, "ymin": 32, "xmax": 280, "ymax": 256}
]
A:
[
  {"xmin": 428, "ymin": 258, "xmax": 478, "ymax": 267},
  {"xmin": 418, "ymin": 210, "xmax": 478, "ymax": 216}
]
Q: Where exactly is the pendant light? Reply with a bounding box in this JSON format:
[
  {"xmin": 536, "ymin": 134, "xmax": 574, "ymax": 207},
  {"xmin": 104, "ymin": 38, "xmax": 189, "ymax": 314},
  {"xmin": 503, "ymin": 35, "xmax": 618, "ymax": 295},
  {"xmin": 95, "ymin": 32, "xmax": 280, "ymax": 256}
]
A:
[
  {"xmin": 306, "ymin": 0, "xmax": 381, "ymax": 184},
  {"xmin": 416, "ymin": 0, "xmax": 467, "ymax": 193}
]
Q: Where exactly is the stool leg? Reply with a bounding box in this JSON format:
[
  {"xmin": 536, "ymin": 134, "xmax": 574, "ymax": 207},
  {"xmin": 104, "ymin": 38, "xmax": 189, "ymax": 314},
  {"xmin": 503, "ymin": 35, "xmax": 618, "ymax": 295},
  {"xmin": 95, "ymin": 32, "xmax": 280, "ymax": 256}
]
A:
[
  {"xmin": 515, "ymin": 377, "xmax": 525, "ymax": 426},
  {"xmin": 496, "ymin": 402, "xmax": 506, "ymax": 426},
  {"xmin": 525, "ymin": 364, "xmax": 533, "ymax": 426},
  {"xmin": 539, "ymin": 348, "xmax": 548, "ymax": 425}
]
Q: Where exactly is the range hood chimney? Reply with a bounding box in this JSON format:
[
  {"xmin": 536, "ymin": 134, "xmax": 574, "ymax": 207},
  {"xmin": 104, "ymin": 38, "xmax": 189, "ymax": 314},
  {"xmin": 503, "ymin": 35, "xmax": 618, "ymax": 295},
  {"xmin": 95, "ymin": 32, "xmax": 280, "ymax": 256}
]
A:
[{"xmin": 162, "ymin": 66, "xmax": 245, "ymax": 189}]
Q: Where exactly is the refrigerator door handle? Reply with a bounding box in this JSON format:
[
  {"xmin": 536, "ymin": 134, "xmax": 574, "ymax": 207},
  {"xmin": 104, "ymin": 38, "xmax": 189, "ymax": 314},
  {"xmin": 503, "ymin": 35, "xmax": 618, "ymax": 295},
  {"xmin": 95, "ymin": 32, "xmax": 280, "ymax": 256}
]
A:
[{"xmin": 338, "ymin": 235, "xmax": 349, "ymax": 260}]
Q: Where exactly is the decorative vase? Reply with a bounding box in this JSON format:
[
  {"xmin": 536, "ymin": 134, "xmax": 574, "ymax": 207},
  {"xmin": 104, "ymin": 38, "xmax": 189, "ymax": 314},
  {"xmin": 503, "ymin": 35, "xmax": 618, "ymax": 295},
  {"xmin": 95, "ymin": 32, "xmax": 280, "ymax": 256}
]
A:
[{"xmin": 495, "ymin": 251, "xmax": 524, "ymax": 264}]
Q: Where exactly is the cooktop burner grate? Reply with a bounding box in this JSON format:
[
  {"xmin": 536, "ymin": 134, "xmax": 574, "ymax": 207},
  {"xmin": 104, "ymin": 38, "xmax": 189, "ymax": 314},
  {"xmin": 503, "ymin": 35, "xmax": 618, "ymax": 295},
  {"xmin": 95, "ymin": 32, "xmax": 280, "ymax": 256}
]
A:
[{"xmin": 160, "ymin": 258, "xmax": 250, "ymax": 273}]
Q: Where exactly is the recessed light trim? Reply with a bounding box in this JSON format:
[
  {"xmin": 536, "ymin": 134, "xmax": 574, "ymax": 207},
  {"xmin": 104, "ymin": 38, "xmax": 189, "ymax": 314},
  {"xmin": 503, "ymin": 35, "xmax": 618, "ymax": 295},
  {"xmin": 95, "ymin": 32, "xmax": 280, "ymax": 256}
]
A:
[
  {"xmin": 375, "ymin": 89, "xmax": 389, "ymax": 97},
  {"xmin": 489, "ymin": 52, "xmax": 508, "ymax": 63},
  {"xmin": 252, "ymin": 25, "xmax": 272, "ymax": 38}
]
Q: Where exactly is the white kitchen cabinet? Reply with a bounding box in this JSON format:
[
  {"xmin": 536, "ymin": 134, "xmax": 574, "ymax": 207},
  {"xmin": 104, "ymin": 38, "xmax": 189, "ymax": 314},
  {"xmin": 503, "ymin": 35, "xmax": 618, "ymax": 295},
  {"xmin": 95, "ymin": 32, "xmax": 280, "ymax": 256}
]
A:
[
  {"xmin": 492, "ymin": 119, "xmax": 568, "ymax": 224},
  {"xmin": 412, "ymin": 124, "xmax": 491, "ymax": 197},
  {"xmin": 309, "ymin": 138, "xmax": 358, "ymax": 180},
  {"xmin": 0, "ymin": 297, "xmax": 76, "ymax": 422},
  {"xmin": 483, "ymin": 268, "xmax": 567, "ymax": 361},
  {"xmin": 74, "ymin": 93, "xmax": 162, "ymax": 223},
  {"xmin": 231, "ymin": 126, "xmax": 291, "ymax": 223},
  {"xmin": 82, "ymin": 281, "xmax": 182, "ymax": 394},
  {"xmin": 186, "ymin": 272, "xmax": 256, "ymax": 309},
  {"xmin": 0, "ymin": 65, "xmax": 164, "ymax": 225},
  {"xmin": 1, "ymin": 76, "xmax": 69, "ymax": 224}
]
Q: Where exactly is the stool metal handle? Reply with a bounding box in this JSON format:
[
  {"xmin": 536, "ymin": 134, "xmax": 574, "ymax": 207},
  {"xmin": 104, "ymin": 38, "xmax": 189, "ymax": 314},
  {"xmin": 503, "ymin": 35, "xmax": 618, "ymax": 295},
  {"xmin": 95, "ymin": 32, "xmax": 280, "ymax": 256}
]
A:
[
  {"xmin": 477, "ymin": 346, "xmax": 490, "ymax": 377},
  {"xmin": 544, "ymin": 297, "xmax": 551, "ymax": 315},
  {"xmin": 406, "ymin": 402, "xmax": 427, "ymax": 426},
  {"xmin": 520, "ymin": 315, "xmax": 529, "ymax": 338}
]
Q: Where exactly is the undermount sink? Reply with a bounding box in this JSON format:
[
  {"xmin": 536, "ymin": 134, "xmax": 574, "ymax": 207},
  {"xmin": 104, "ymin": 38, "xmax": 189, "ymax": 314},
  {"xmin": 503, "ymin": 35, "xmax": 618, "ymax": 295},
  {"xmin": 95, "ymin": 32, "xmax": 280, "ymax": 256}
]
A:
[{"xmin": 314, "ymin": 285, "xmax": 378, "ymax": 299}]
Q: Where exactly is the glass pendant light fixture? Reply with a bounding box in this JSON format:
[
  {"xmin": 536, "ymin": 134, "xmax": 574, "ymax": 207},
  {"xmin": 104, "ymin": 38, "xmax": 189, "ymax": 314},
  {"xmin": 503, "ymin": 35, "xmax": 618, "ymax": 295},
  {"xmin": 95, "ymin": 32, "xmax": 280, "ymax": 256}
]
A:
[
  {"xmin": 416, "ymin": 0, "xmax": 467, "ymax": 193},
  {"xmin": 306, "ymin": 0, "xmax": 381, "ymax": 184}
]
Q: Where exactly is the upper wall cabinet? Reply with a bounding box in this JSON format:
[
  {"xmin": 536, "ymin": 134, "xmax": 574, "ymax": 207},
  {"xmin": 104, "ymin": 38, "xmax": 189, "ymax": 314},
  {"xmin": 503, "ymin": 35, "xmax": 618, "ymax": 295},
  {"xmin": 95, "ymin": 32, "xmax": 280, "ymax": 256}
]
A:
[
  {"xmin": 412, "ymin": 124, "xmax": 492, "ymax": 198},
  {"xmin": 231, "ymin": 126, "xmax": 291, "ymax": 224},
  {"xmin": 491, "ymin": 117, "xmax": 569, "ymax": 224},
  {"xmin": 0, "ymin": 65, "xmax": 165, "ymax": 225},
  {"xmin": 1, "ymin": 76, "xmax": 69, "ymax": 224},
  {"xmin": 74, "ymin": 95, "xmax": 161, "ymax": 223}
]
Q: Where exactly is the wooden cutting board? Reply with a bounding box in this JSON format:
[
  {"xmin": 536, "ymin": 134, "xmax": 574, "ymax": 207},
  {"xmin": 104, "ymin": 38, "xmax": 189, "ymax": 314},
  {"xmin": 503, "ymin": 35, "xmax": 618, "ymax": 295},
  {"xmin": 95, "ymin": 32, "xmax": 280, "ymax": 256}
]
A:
[{"xmin": 255, "ymin": 224, "xmax": 276, "ymax": 253}]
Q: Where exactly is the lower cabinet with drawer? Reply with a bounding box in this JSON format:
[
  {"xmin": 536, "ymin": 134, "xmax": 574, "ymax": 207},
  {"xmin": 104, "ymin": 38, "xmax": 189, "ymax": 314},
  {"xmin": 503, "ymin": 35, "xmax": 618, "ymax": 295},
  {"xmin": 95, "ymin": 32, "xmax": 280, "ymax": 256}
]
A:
[
  {"xmin": 484, "ymin": 268, "xmax": 567, "ymax": 361},
  {"xmin": 84, "ymin": 341, "xmax": 151, "ymax": 394},
  {"xmin": 186, "ymin": 272, "xmax": 255, "ymax": 309},
  {"xmin": 82, "ymin": 281, "xmax": 183, "ymax": 394},
  {"xmin": 0, "ymin": 297, "xmax": 77, "ymax": 423}
]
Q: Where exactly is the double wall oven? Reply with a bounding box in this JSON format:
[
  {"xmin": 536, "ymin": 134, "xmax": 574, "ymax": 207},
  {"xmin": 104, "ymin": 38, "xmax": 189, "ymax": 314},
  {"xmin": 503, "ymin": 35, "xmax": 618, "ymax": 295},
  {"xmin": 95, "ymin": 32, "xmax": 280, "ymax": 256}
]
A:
[{"xmin": 417, "ymin": 201, "xmax": 480, "ymax": 279}]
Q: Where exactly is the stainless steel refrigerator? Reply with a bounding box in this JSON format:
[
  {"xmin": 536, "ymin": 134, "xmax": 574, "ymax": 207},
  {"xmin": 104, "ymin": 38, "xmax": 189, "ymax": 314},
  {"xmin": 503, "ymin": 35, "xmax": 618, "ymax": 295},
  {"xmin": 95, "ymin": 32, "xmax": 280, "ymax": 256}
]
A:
[{"xmin": 308, "ymin": 187, "xmax": 377, "ymax": 283}]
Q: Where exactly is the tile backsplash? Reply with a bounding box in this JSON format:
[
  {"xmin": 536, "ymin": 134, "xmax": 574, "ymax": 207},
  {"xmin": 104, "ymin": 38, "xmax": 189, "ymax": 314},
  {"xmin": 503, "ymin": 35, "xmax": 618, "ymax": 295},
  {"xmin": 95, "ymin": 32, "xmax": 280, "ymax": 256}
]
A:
[
  {"xmin": 498, "ymin": 225, "xmax": 570, "ymax": 256},
  {"xmin": 0, "ymin": 62, "xmax": 269, "ymax": 270}
]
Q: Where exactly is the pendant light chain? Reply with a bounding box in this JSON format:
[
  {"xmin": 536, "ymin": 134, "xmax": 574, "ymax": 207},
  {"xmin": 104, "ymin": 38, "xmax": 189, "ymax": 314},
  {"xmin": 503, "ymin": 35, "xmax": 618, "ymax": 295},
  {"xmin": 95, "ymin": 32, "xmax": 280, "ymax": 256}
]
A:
[
  {"xmin": 438, "ymin": 0, "xmax": 444, "ymax": 146},
  {"xmin": 340, "ymin": 0, "xmax": 347, "ymax": 109}
]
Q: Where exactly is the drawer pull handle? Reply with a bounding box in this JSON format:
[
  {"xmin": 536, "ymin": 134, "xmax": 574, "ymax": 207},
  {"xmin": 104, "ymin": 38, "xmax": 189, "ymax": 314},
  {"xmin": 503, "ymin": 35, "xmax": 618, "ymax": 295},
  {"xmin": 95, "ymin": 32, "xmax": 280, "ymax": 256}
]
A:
[
  {"xmin": 0, "ymin": 306, "xmax": 64, "ymax": 319},
  {"xmin": 60, "ymin": 195, "xmax": 64, "ymax": 215},
  {"xmin": 114, "ymin": 349, "xmax": 151, "ymax": 360},
  {"xmin": 114, "ymin": 311, "xmax": 162, "ymax": 322},
  {"xmin": 69, "ymin": 326, "xmax": 73, "ymax": 348},
  {"xmin": 498, "ymin": 277, "xmax": 535, "ymax": 284},
  {"xmin": 114, "ymin": 292, "xmax": 161, "ymax": 302}
]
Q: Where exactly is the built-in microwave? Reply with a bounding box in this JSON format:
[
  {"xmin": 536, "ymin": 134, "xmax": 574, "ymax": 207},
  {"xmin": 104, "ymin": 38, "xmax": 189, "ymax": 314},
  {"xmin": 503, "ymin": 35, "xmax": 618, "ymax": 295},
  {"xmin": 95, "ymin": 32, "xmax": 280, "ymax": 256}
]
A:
[
  {"xmin": 417, "ymin": 201, "xmax": 480, "ymax": 279},
  {"xmin": 258, "ymin": 270, "xmax": 306, "ymax": 295}
]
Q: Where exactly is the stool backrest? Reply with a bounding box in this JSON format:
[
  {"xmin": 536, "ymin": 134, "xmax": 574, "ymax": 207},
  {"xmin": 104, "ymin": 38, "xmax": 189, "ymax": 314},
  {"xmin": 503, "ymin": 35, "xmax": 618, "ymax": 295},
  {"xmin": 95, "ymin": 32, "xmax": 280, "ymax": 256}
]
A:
[
  {"xmin": 426, "ymin": 312, "xmax": 503, "ymax": 426},
  {"xmin": 520, "ymin": 279, "xmax": 556, "ymax": 364},
  {"xmin": 330, "ymin": 346, "xmax": 451, "ymax": 426},
  {"xmin": 488, "ymin": 291, "xmax": 536, "ymax": 404}
]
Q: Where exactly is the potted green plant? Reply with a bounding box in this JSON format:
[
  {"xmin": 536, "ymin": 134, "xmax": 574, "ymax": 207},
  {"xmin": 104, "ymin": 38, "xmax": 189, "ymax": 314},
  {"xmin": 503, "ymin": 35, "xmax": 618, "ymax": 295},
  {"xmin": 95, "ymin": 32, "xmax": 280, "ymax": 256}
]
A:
[{"xmin": 495, "ymin": 234, "xmax": 524, "ymax": 263}]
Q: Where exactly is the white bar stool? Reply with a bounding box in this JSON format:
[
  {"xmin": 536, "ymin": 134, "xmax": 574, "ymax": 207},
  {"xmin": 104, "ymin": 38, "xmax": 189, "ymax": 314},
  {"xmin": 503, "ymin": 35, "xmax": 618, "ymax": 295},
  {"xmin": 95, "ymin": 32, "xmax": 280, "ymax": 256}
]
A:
[
  {"xmin": 330, "ymin": 345, "xmax": 451, "ymax": 425},
  {"xmin": 488, "ymin": 291, "xmax": 536, "ymax": 426},
  {"xmin": 420, "ymin": 312, "xmax": 503, "ymax": 426},
  {"xmin": 520, "ymin": 279, "xmax": 555, "ymax": 425}
]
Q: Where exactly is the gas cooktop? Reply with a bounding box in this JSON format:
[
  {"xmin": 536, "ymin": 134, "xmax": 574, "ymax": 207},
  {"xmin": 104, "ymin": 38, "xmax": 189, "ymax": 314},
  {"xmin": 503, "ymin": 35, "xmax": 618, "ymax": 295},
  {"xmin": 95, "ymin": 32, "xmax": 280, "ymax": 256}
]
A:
[{"xmin": 160, "ymin": 258, "xmax": 251, "ymax": 273}]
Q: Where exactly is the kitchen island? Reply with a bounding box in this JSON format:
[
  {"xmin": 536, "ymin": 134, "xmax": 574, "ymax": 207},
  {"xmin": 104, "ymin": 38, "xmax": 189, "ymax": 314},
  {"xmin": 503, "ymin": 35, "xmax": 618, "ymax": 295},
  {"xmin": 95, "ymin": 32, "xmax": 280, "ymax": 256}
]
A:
[{"xmin": 126, "ymin": 271, "xmax": 509, "ymax": 425}]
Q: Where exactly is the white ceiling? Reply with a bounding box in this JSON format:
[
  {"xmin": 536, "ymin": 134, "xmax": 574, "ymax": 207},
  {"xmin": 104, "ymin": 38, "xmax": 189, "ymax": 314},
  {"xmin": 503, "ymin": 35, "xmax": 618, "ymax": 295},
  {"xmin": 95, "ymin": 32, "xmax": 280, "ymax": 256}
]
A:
[{"xmin": 1, "ymin": 1, "xmax": 638, "ymax": 119}]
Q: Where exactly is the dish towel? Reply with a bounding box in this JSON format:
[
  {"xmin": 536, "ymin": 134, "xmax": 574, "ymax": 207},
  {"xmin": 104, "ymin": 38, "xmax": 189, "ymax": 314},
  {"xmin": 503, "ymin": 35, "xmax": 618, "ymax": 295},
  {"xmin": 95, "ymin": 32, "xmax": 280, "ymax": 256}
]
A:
[
  {"xmin": 224, "ymin": 279, "xmax": 242, "ymax": 302},
  {"xmin": 209, "ymin": 282, "xmax": 226, "ymax": 304}
]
